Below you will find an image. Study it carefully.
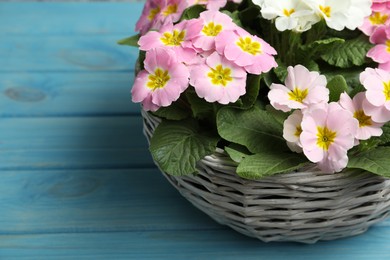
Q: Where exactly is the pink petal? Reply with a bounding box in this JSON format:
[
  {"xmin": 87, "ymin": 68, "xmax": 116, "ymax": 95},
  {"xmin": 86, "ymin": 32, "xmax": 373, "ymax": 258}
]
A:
[{"xmin": 131, "ymin": 71, "xmax": 151, "ymax": 103}]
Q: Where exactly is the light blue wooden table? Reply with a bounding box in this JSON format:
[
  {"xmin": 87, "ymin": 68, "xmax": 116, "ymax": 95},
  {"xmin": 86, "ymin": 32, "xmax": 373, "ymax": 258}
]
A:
[{"xmin": 1, "ymin": 2, "xmax": 390, "ymax": 259}]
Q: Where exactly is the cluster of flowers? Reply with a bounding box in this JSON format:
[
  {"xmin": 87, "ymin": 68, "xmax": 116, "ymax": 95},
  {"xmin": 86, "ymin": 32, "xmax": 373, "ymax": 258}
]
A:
[
  {"xmin": 131, "ymin": 0, "xmax": 390, "ymax": 173},
  {"xmin": 132, "ymin": 10, "xmax": 277, "ymax": 110},
  {"xmin": 252, "ymin": 0, "xmax": 372, "ymax": 32},
  {"xmin": 268, "ymin": 65, "xmax": 390, "ymax": 173},
  {"xmin": 361, "ymin": 0, "xmax": 390, "ymax": 70},
  {"xmin": 135, "ymin": 0, "xmax": 242, "ymax": 35}
]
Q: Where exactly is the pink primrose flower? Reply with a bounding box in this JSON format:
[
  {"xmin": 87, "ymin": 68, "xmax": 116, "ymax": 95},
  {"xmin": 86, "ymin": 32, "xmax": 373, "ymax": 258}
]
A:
[
  {"xmin": 188, "ymin": 0, "xmax": 227, "ymax": 10},
  {"xmin": 189, "ymin": 51, "xmax": 247, "ymax": 104},
  {"xmin": 359, "ymin": 9, "xmax": 390, "ymax": 36},
  {"xmin": 215, "ymin": 28, "xmax": 277, "ymax": 75},
  {"xmin": 132, "ymin": 48, "xmax": 190, "ymax": 111},
  {"xmin": 360, "ymin": 67, "xmax": 390, "ymax": 122},
  {"xmin": 300, "ymin": 102, "xmax": 358, "ymax": 173},
  {"xmin": 367, "ymin": 26, "xmax": 390, "ymax": 70},
  {"xmin": 268, "ymin": 65, "xmax": 329, "ymax": 112},
  {"xmin": 138, "ymin": 19, "xmax": 203, "ymax": 63},
  {"xmin": 283, "ymin": 110, "xmax": 304, "ymax": 153},
  {"xmin": 339, "ymin": 92, "xmax": 384, "ymax": 140},
  {"xmin": 372, "ymin": 0, "xmax": 390, "ymax": 12},
  {"xmin": 191, "ymin": 10, "xmax": 238, "ymax": 51},
  {"xmin": 135, "ymin": 0, "xmax": 166, "ymax": 35}
]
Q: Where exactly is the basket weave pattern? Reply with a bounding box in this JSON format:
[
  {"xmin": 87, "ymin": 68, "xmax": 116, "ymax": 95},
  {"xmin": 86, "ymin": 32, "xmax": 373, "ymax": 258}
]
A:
[{"xmin": 142, "ymin": 110, "xmax": 390, "ymax": 243}]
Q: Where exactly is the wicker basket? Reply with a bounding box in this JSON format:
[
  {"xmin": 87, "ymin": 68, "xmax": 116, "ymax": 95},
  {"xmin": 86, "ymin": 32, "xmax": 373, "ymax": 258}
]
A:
[{"xmin": 141, "ymin": 110, "xmax": 390, "ymax": 243}]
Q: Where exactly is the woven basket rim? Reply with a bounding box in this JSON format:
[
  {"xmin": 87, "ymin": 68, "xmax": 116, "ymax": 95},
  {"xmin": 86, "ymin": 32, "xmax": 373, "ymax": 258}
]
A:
[{"xmin": 141, "ymin": 109, "xmax": 390, "ymax": 243}]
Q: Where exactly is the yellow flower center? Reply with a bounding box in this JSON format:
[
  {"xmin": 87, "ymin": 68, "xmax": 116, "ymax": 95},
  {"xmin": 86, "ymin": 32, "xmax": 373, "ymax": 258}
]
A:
[
  {"xmin": 319, "ymin": 5, "xmax": 331, "ymax": 18},
  {"xmin": 369, "ymin": 12, "xmax": 388, "ymax": 25},
  {"xmin": 354, "ymin": 110, "xmax": 372, "ymax": 127},
  {"xmin": 294, "ymin": 125, "xmax": 302, "ymax": 137},
  {"xmin": 160, "ymin": 30, "xmax": 186, "ymax": 46},
  {"xmin": 383, "ymin": 80, "xmax": 390, "ymax": 100},
  {"xmin": 316, "ymin": 126, "xmax": 337, "ymax": 151},
  {"xmin": 207, "ymin": 64, "xmax": 233, "ymax": 87},
  {"xmin": 386, "ymin": 40, "xmax": 390, "ymax": 53},
  {"xmin": 147, "ymin": 68, "xmax": 170, "ymax": 91},
  {"xmin": 148, "ymin": 7, "xmax": 160, "ymax": 21},
  {"xmin": 236, "ymin": 37, "xmax": 262, "ymax": 56},
  {"xmin": 202, "ymin": 22, "xmax": 223, "ymax": 37},
  {"xmin": 283, "ymin": 8, "xmax": 295, "ymax": 17},
  {"xmin": 162, "ymin": 4, "xmax": 177, "ymax": 16},
  {"xmin": 288, "ymin": 87, "xmax": 308, "ymax": 103}
]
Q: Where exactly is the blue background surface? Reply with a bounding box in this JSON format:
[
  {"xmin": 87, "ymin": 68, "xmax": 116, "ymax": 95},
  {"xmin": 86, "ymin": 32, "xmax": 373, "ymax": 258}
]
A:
[{"xmin": 1, "ymin": 2, "xmax": 390, "ymax": 259}]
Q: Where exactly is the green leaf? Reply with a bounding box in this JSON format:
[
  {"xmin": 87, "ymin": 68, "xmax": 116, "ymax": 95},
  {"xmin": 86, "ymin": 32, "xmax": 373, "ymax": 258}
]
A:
[
  {"xmin": 238, "ymin": 5, "xmax": 261, "ymax": 31},
  {"xmin": 185, "ymin": 90, "xmax": 214, "ymax": 119},
  {"xmin": 354, "ymin": 138, "xmax": 382, "ymax": 153},
  {"xmin": 321, "ymin": 35, "xmax": 373, "ymax": 68},
  {"xmin": 221, "ymin": 10, "xmax": 243, "ymax": 27},
  {"xmin": 265, "ymin": 105, "xmax": 288, "ymax": 125},
  {"xmin": 326, "ymin": 75, "xmax": 348, "ymax": 102},
  {"xmin": 378, "ymin": 123, "xmax": 390, "ymax": 145},
  {"xmin": 273, "ymin": 63, "xmax": 288, "ymax": 82},
  {"xmin": 348, "ymin": 147, "xmax": 390, "ymax": 177},
  {"xmin": 236, "ymin": 152, "xmax": 308, "ymax": 179},
  {"xmin": 301, "ymin": 37, "xmax": 345, "ymax": 53},
  {"xmin": 225, "ymin": 144, "xmax": 251, "ymax": 163},
  {"xmin": 217, "ymin": 105, "xmax": 286, "ymax": 154},
  {"xmin": 152, "ymin": 100, "xmax": 191, "ymax": 120},
  {"xmin": 323, "ymin": 67, "xmax": 364, "ymax": 90},
  {"xmin": 239, "ymin": 74, "xmax": 261, "ymax": 109},
  {"xmin": 180, "ymin": 5, "xmax": 206, "ymax": 20},
  {"xmin": 261, "ymin": 71, "xmax": 273, "ymax": 88},
  {"xmin": 150, "ymin": 119, "xmax": 219, "ymax": 176},
  {"xmin": 117, "ymin": 34, "xmax": 140, "ymax": 47}
]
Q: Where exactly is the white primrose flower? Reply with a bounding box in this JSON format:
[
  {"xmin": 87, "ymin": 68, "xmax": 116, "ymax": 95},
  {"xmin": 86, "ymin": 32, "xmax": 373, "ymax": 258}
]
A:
[
  {"xmin": 252, "ymin": 0, "xmax": 265, "ymax": 7},
  {"xmin": 305, "ymin": 0, "xmax": 372, "ymax": 31},
  {"xmin": 258, "ymin": 0, "xmax": 320, "ymax": 32}
]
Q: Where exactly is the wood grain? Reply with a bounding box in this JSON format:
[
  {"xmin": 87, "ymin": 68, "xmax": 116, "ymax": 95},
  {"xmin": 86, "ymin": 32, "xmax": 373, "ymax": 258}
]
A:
[
  {"xmin": 0, "ymin": 36, "xmax": 138, "ymax": 72},
  {"xmin": 0, "ymin": 169, "xmax": 220, "ymax": 234},
  {"xmin": 1, "ymin": 2, "xmax": 390, "ymax": 259},
  {"xmin": 0, "ymin": 72, "xmax": 140, "ymax": 117},
  {"xmin": 0, "ymin": 117, "xmax": 155, "ymax": 169}
]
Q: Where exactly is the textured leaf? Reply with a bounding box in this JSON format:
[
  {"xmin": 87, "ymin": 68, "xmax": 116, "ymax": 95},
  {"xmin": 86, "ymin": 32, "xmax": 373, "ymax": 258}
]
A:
[
  {"xmin": 237, "ymin": 152, "xmax": 308, "ymax": 179},
  {"xmin": 180, "ymin": 5, "xmax": 205, "ymax": 20},
  {"xmin": 265, "ymin": 105, "xmax": 288, "ymax": 125},
  {"xmin": 150, "ymin": 119, "xmax": 219, "ymax": 176},
  {"xmin": 321, "ymin": 36, "xmax": 373, "ymax": 68},
  {"xmin": 152, "ymin": 100, "xmax": 191, "ymax": 120},
  {"xmin": 225, "ymin": 144, "xmax": 251, "ymax": 163},
  {"xmin": 378, "ymin": 123, "xmax": 390, "ymax": 145},
  {"xmin": 217, "ymin": 105, "xmax": 286, "ymax": 154},
  {"xmin": 326, "ymin": 75, "xmax": 348, "ymax": 102},
  {"xmin": 300, "ymin": 37, "xmax": 344, "ymax": 53},
  {"xmin": 348, "ymin": 147, "xmax": 390, "ymax": 177},
  {"xmin": 117, "ymin": 34, "xmax": 140, "ymax": 47},
  {"xmin": 273, "ymin": 63, "xmax": 288, "ymax": 82},
  {"xmin": 239, "ymin": 74, "xmax": 261, "ymax": 109},
  {"xmin": 185, "ymin": 90, "xmax": 214, "ymax": 119},
  {"xmin": 324, "ymin": 67, "xmax": 364, "ymax": 90}
]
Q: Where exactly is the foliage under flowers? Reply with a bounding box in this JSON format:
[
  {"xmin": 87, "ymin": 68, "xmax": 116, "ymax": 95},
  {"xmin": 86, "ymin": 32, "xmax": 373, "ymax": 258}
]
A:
[{"xmin": 121, "ymin": 0, "xmax": 390, "ymax": 179}]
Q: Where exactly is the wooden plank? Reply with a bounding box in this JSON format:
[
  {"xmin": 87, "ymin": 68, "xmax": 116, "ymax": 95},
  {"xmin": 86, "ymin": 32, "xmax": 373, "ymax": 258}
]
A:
[
  {"xmin": 0, "ymin": 35, "xmax": 139, "ymax": 72},
  {"xmin": 1, "ymin": 227, "xmax": 390, "ymax": 259},
  {"xmin": 0, "ymin": 3, "xmax": 144, "ymax": 35},
  {"xmin": 0, "ymin": 117, "xmax": 155, "ymax": 169},
  {"xmin": 0, "ymin": 169, "xmax": 220, "ymax": 234},
  {"xmin": 0, "ymin": 72, "xmax": 140, "ymax": 117},
  {"xmin": 0, "ymin": 117, "xmax": 145, "ymax": 149}
]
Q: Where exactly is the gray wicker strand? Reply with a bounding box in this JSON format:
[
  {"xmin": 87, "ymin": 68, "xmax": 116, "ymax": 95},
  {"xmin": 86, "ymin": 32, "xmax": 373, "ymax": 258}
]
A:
[{"xmin": 141, "ymin": 110, "xmax": 390, "ymax": 243}]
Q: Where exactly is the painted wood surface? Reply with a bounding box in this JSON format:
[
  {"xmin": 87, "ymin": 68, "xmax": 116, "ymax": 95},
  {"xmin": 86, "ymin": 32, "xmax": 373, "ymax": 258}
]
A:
[{"xmin": 1, "ymin": 2, "xmax": 390, "ymax": 259}]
